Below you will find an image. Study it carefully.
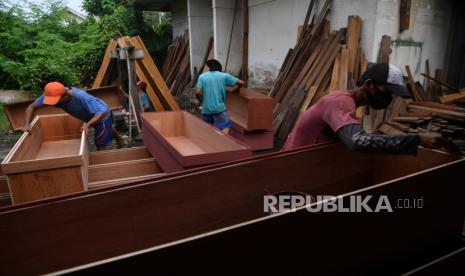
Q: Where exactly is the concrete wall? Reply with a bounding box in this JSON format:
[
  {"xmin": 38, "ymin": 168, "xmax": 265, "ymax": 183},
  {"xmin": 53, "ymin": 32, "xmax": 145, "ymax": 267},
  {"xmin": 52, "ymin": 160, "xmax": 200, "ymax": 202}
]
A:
[
  {"xmin": 187, "ymin": 0, "xmax": 213, "ymax": 76},
  {"xmin": 389, "ymin": 0, "xmax": 452, "ymax": 81},
  {"xmin": 247, "ymin": 0, "xmax": 452, "ymax": 88},
  {"xmin": 213, "ymin": 0, "xmax": 243, "ymax": 76},
  {"xmin": 172, "ymin": 0, "xmax": 189, "ymax": 38}
]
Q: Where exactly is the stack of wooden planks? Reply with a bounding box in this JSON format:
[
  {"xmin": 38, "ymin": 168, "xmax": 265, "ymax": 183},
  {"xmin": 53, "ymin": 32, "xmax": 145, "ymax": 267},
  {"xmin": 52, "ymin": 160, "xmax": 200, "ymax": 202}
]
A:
[
  {"xmin": 269, "ymin": 0, "xmax": 368, "ymax": 140},
  {"xmin": 162, "ymin": 31, "xmax": 192, "ymax": 97},
  {"xmin": 92, "ymin": 36, "xmax": 180, "ymax": 111},
  {"xmin": 378, "ymin": 73, "xmax": 465, "ymax": 152}
]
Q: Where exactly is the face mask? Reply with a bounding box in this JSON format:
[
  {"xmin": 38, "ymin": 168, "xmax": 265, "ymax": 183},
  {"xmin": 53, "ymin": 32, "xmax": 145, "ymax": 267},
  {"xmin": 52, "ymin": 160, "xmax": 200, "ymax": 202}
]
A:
[{"xmin": 366, "ymin": 85, "xmax": 392, "ymax": 110}]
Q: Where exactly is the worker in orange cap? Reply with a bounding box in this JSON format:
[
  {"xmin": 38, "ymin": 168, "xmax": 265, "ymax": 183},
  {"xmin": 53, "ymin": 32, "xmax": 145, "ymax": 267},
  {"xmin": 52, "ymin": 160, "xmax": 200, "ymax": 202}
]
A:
[{"xmin": 22, "ymin": 82, "xmax": 124, "ymax": 150}]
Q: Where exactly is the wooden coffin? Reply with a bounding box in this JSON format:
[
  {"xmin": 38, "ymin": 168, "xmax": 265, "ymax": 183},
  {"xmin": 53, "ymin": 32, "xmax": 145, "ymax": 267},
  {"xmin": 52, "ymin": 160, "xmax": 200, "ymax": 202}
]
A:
[
  {"xmin": 0, "ymin": 144, "xmax": 463, "ymax": 274},
  {"xmin": 141, "ymin": 111, "xmax": 252, "ymax": 172},
  {"xmin": 88, "ymin": 147, "xmax": 165, "ymax": 189},
  {"xmin": 226, "ymin": 88, "xmax": 275, "ymax": 131},
  {"xmin": 229, "ymin": 125, "xmax": 274, "ymax": 151},
  {"xmin": 1, "ymin": 114, "xmax": 88, "ymax": 204},
  {"xmin": 3, "ymin": 85, "xmax": 123, "ymax": 131}
]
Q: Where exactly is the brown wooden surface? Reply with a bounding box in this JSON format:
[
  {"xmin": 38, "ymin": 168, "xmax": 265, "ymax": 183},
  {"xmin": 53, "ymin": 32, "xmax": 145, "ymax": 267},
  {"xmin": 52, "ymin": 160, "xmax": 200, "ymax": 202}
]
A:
[
  {"xmin": 92, "ymin": 39, "xmax": 117, "ymax": 88},
  {"xmin": 89, "ymin": 158, "xmax": 162, "ymax": 183},
  {"xmin": 7, "ymin": 166, "xmax": 85, "ymax": 204},
  {"xmin": 0, "ymin": 145, "xmax": 462, "ymax": 274},
  {"xmin": 82, "ymin": 153, "xmax": 463, "ymax": 274},
  {"xmin": 439, "ymin": 90, "xmax": 465, "ymax": 104},
  {"xmin": 3, "ymin": 85, "xmax": 123, "ymax": 131},
  {"xmin": 226, "ymin": 88, "xmax": 275, "ymax": 131},
  {"xmin": 89, "ymin": 147, "xmax": 151, "ymax": 165},
  {"xmin": 130, "ymin": 36, "xmax": 180, "ymax": 110},
  {"xmin": 1, "ymin": 114, "xmax": 87, "ymax": 204},
  {"xmin": 141, "ymin": 111, "xmax": 251, "ymax": 170}
]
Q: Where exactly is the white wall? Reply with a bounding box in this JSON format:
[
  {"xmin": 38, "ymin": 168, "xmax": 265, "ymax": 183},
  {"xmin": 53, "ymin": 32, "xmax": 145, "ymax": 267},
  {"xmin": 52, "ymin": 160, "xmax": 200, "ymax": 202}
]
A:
[
  {"xmin": 172, "ymin": 0, "xmax": 189, "ymax": 38},
  {"xmin": 188, "ymin": 0, "xmax": 213, "ymax": 76},
  {"xmin": 213, "ymin": 0, "xmax": 243, "ymax": 76},
  {"xmin": 247, "ymin": 0, "xmax": 452, "ymax": 88},
  {"xmin": 390, "ymin": 0, "xmax": 452, "ymax": 80}
]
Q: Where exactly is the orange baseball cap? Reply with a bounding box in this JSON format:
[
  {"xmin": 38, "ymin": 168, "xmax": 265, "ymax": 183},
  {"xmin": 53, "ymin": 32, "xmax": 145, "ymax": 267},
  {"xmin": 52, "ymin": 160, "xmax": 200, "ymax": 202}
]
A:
[{"xmin": 43, "ymin": 82, "xmax": 66, "ymax": 105}]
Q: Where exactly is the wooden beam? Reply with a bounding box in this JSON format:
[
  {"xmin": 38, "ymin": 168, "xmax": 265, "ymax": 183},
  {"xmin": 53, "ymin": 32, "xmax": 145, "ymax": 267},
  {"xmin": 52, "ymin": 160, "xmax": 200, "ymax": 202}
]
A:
[
  {"xmin": 92, "ymin": 39, "xmax": 117, "ymax": 88},
  {"xmin": 241, "ymin": 0, "xmax": 249, "ymax": 86},
  {"xmin": 130, "ymin": 36, "xmax": 180, "ymax": 110},
  {"xmin": 378, "ymin": 35, "xmax": 391, "ymax": 64},
  {"xmin": 347, "ymin": 15, "xmax": 361, "ymax": 74},
  {"xmin": 405, "ymin": 65, "xmax": 423, "ymax": 102},
  {"xmin": 439, "ymin": 90, "xmax": 465, "ymax": 104}
]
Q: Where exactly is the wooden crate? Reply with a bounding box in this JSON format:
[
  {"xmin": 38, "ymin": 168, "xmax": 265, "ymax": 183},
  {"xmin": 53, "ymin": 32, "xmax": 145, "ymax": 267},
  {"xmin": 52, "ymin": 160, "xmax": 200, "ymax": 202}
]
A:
[
  {"xmin": 3, "ymin": 85, "xmax": 123, "ymax": 131},
  {"xmin": 226, "ymin": 88, "xmax": 275, "ymax": 131},
  {"xmin": 1, "ymin": 114, "xmax": 88, "ymax": 204},
  {"xmin": 0, "ymin": 144, "xmax": 463, "ymax": 274},
  {"xmin": 141, "ymin": 111, "xmax": 252, "ymax": 172}
]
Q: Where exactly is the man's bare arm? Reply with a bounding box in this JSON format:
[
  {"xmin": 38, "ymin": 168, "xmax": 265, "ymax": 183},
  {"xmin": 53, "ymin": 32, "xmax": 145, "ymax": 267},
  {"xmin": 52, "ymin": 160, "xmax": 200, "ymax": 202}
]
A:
[{"xmin": 22, "ymin": 102, "xmax": 40, "ymax": 132}]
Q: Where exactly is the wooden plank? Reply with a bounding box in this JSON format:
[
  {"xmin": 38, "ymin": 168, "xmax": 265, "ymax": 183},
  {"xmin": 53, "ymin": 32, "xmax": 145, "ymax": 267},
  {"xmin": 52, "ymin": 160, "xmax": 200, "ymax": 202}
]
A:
[
  {"xmin": 439, "ymin": 90, "xmax": 465, "ymax": 104},
  {"xmin": 405, "ymin": 65, "xmax": 424, "ymax": 102},
  {"xmin": 421, "ymin": 73, "xmax": 459, "ymax": 92},
  {"xmin": 89, "ymin": 158, "xmax": 163, "ymax": 183},
  {"xmin": 329, "ymin": 52, "xmax": 341, "ymax": 91},
  {"xmin": 378, "ymin": 35, "xmax": 391, "ymax": 64},
  {"xmin": 347, "ymin": 15, "xmax": 361, "ymax": 74},
  {"xmin": 298, "ymin": 0, "xmax": 316, "ymax": 42},
  {"xmin": 399, "ymin": 0, "xmax": 411, "ymax": 32},
  {"xmin": 299, "ymin": 86, "xmax": 318, "ymax": 115},
  {"xmin": 425, "ymin": 59, "xmax": 433, "ymax": 99},
  {"xmin": 407, "ymin": 103, "xmax": 465, "ymax": 119},
  {"xmin": 89, "ymin": 147, "xmax": 151, "ymax": 166},
  {"xmin": 130, "ymin": 36, "xmax": 180, "ymax": 110},
  {"xmin": 241, "ymin": 0, "xmax": 249, "ymax": 85},
  {"xmin": 92, "ymin": 39, "xmax": 117, "ymax": 88},
  {"xmin": 0, "ymin": 145, "xmax": 461, "ymax": 274},
  {"xmin": 337, "ymin": 47, "xmax": 349, "ymax": 90}
]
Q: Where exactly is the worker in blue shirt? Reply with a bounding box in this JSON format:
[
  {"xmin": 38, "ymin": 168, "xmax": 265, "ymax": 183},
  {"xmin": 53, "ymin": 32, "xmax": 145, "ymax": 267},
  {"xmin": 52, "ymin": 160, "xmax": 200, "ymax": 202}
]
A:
[
  {"xmin": 196, "ymin": 59, "xmax": 245, "ymax": 134},
  {"xmin": 22, "ymin": 82, "xmax": 124, "ymax": 150},
  {"xmin": 136, "ymin": 81, "xmax": 155, "ymax": 112}
]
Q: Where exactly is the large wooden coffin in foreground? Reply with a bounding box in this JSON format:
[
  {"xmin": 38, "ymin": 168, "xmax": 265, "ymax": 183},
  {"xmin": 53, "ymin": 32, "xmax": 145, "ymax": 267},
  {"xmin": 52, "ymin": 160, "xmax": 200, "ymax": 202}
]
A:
[
  {"xmin": 0, "ymin": 143, "xmax": 463, "ymax": 274},
  {"xmin": 1, "ymin": 114, "xmax": 88, "ymax": 204}
]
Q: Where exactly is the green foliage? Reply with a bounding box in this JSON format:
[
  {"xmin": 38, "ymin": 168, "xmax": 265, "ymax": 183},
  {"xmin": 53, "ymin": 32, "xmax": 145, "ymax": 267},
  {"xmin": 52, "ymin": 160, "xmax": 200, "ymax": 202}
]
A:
[
  {"xmin": 0, "ymin": 0, "xmax": 132, "ymax": 91},
  {"xmin": 0, "ymin": 0, "xmax": 172, "ymax": 92}
]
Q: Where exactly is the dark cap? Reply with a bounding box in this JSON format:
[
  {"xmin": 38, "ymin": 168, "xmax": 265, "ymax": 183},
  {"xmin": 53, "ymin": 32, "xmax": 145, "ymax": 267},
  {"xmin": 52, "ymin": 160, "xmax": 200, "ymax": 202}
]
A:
[{"xmin": 360, "ymin": 63, "xmax": 411, "ymax": 98}]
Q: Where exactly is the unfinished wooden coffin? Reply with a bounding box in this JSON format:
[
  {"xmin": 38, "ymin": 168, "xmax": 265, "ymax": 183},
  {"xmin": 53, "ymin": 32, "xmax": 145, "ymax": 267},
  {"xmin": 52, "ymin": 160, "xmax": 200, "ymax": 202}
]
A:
[
  {"xmin": 0, "ymin": 144, "xmax": 463, "ymax": 274},
  {"xmin": 141, "ymin": 111, "xmax": 252, "ymax": 172},
  {"xmin": 229, "ymin": 125, "xmax": 274, "ymax": 151},
  {"xmin": 226, "ymin": 88, "xmax": 276, "ymax": 131},
  {"xmin": 1, "ymin": 114, "xmax": 88, "ymax": 204},
  {"xmin": 88, "ymin": 147, "xmax": 165, "ymax": 189},
  {"xmin": 3, "ymin": 85, "xmax": 123, "ymax": 131}
]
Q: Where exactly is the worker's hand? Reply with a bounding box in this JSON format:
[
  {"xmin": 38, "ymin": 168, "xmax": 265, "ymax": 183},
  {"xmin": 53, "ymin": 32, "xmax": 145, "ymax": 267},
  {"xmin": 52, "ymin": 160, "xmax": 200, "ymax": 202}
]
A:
[
  {"xmin": 80, "ymin": 123, "xmax": 90, "ymax": 133},
  {"xmin": 226, "ymin": 85, "xmax": 239, "ymax": 93},
  {"xmin": 419, "ymin": 132, "xmax": 442, "ymax": 149},
  {"xmin": 20, "ymin": 125, "xmax": 32, "ymax": 134}
]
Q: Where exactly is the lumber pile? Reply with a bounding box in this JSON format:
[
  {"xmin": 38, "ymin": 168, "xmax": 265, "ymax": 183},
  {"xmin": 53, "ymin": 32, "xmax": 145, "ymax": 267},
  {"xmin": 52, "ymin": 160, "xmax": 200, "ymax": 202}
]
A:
[
  {"xmin": 162, "ymin": 31, "xmax": 192, "ymax": 97},
  {"xmin": 269, "ymin": 0, "xmax": 368, "ymax": 140},
  {"xmin": 93, "ymin": 35, "xmax": 180, "ymax": 111},
  {"xmin": 378, "ymin": 71, "xmax": 465, "ymax": 152}
]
